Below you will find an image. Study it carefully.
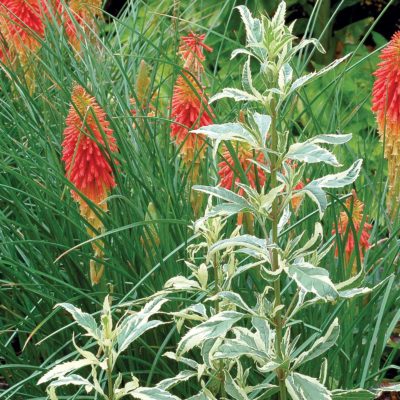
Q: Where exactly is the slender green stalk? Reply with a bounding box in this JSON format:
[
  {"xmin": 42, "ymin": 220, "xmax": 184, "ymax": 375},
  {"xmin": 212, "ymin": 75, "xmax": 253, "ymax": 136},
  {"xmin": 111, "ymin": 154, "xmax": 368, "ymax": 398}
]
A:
[
  {"xmin": 269, "ymin": 106, "xmax": 287, "ymax": 400},
  {"xmin": 106, "ymin": 340, "xmax": 114, "ymax": 400},
  {"xmin": 213, "ymin": 253, "xmax": 226, "ymax": 398},
  {"xmin": 107, "ymin": 355, "xmax": 114, "ymax": 400}
]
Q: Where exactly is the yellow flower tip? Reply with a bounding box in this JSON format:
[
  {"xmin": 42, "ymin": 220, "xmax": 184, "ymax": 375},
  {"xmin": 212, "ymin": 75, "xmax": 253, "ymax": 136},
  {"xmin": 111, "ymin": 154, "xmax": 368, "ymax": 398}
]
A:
[{"xmin": 136, "ymin": 59, "xmax": 151, "ymax": 105}]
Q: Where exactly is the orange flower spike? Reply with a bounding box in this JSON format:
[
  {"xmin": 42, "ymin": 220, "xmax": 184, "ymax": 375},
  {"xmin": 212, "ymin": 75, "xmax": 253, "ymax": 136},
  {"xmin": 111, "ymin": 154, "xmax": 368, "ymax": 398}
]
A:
[
  {"xmin": 64, "ymin": 0, "xmax": 103, "ymax": 52},
  {"xmin": 170, "ymin": 76, "xmax": 212, "ymax": 163},
  {"xmin": 332, "ymin": 191, "xmax": 372, "ymax": 271},
  {"xmin": 179, "ymin": 32, "xmax": 213, "ymax": 74},
  {"xmin": 0, "ymin": 0, "xmax": 46, "ymax": 60},
  {"xmin": 62, "ymin": 85, "xmax": 118, "ymax": 206},
  {"xmin": 62, "ymin": 85, "xmax": 117, "ymax": 285},
  {"xmin": 170, "ymin": 33, "xmax": 213, "ymax": 165},
  {"xmin": 68, "ymin": 0, "xmax": 102, "ymax": 17},
  {"xmin": 218, "ymin": 143, "xmax": 266, "ymax": 194},
  {"xmin": 372, "ymin": 31, "xmax": 400, "ymax": 216}
]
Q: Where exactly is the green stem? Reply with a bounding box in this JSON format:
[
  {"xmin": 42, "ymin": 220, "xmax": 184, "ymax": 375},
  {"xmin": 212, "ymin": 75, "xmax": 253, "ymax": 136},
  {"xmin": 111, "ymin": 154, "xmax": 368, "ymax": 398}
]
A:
[
  {"xmin": 212, "ymin": 253, "xmax": 225, "ymax": 397},
  {"xmin": 107, "ymin": 349, "xmax": 114, "ymax": 400},
  {"xmin": 269, "ymin": 106, "xmax": 287, "ymax": 400}
]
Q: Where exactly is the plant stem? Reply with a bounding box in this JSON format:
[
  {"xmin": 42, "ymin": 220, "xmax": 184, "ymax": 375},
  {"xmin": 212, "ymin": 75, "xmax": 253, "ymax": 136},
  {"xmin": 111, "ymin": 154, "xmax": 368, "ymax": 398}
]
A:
[
  {"xmin": 107, "ymin": 348, "xmax": 114, "ymax": 400},
  {"xmin": 269, "ymin": 106, "xmax": 287, "ymax": 400},
  {"xmin": 212, "ymin": 253, "xmax": 226, "ymax": 397}
]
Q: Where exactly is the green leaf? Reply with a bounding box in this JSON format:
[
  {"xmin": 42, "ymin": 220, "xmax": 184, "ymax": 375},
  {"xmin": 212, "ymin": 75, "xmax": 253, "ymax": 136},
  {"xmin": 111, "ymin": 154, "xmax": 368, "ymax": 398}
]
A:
[
  {"xmin": 337, "ymin": 287, "xmax": 372, "ymax": 299},
  {"xmin": 306, "ymin": 134, "xmax": 352, "ymax": 145},
  {"xmin": 291, "ymin": 38, "xmax": 325, "ymax": 56},
  {"xmin": 187, "ymin": 390, "xmax": 217, "ymax": 400},
  {"xmin": 291, "ymin": 223, "xmax": 323, "ymax": 260},
  {"xmin": 250, "ymin": 383, "xmax": 279, "ymax": 400},
  {"xmin": 156, "ymin": 371, "xmax": 197, "ymax": 391},
  {"xmin": 209, "ymin": 88, "xmax": 261, "ymax": 104},
  {"xmin": 47, "ymin": 374, "xmax": 94, "ymax": 392},
  {"xmin": 252, "ymin": 112, "xmax": 271, "ymax": 147},
  {"xmin": 117, "ymin": 296, "xmax": 167, "ymax": 354},
  {"xmin": 331, "ymin": 389, "xmax": 375, "ymax": 399},
  {"xmin": 278, "ymin": 63, "xmax": 293, "ymax": 90},
  {"xmin": 252, "ymin": 316, "xmax": 272, "ymax": 355},
  {"xmin": 201, "ymin": 337, "xmax": 221, "ymax": 368},
  {"xmin": 260, "ymin": 184, "xmax": 285, "ymax": 213},
  {"xmin": 242, "ymin": 57, "xmax": 262, "ymax": 100},
  {"xmin": 286, "ymin": 260, "xmax": 338, "ymax": 300},
  {"xmin": 55, "ymin": 303, "xmax": 101, "ymax": 341},
  {"xmin": 301, "ymin": 183, "xmax": 327, "ymax": 217},
  {"xmin": 313, "ymin": 159, "xmax": 363, "ymax": 188},
  {"xmin": 209, "ymin": 235, "xmax": 274, "ymax": 258},
  {"xmin": 302, "ymin": 160, "xmax": 362, "ymax": 217},
  {"xmin": 129, "ymin": 387, "xmax": 181, "ymax": 399},
  {"xmin": 224, "ymin": 371, "xmax": 249, "ymax": 400},
  {"xmin": 236, "ymin": 5, "xmax": 263, "ymax": 45},
  {"xmin": 38, "ymin": 359, "xmax": 95, "ymax": 385},
  {"xmin": 164, "ymin": 276, "xmax": 201, "ymax": 290},
  {"xmin": 177, "ymin": 311, "xmax": 243, "ymax": 356},
  {"xmin": 193, "ymin": 186, "xmax": 250, "ymax": 208},
  {"xmin": 210, "ymin": 291, "xmax": 255, "ymax": 314},
  {"xmin": 294, "ymin": 318, "xmax": 340, "ymax": 367},
  {"xmin": 191, "ymin": 123, "xmax": 258, "ymax": 156},
  {"xmin": 231, "ymin": 48, "xmax": 255, "ymax": 60},
  {"xmin": 201, "ymin": 203, "xmax": 248, "ymax": 222},
  {"xmin": 335, "ymin": 268, "xmax": 366, "ymax": 291},
  {"xmin": 214, "ymin": 326, "xmax": 268, "ymax": 362},
  {"xmin": 286, "ymin": 372, "xmax": 331, "ymax": 400},
  {"xmin": 286, "ymin": 142, "xmax": 341, "ymax": 166},
  {"xmin": 214, "ymin": 338, "xmax": 265, "ymax": 361},
  {"xmin": 163, "ymin": 352, "xmax": 199, "ymax": 370},
  {"xmin": 289, "ymin": 54, "xmax": 350, "ymax": 94},
  {"xmin": 272, "ymin": 1, "xmax": 286, "ymax": 28}
]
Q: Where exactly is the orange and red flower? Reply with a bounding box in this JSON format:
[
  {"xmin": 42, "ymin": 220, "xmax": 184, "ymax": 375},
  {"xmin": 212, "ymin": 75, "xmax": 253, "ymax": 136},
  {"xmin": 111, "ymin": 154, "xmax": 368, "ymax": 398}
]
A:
[
  {"xmin": 0, "ymin": 0, "xmax": 46, "ymax": 62},
  {"xmin": 332, "ymin": 191, "xmax": 372, "ymax": 271},
  {"xmin": 62, "ymin": 85, "xmax": 117, "ymax": 207},
  {"xmin": 178, "ymin": 32, "xmax": 213, "ymax": 74},
  {"xmin": 63, "ymin": 0, "xmax": 102, "ymax": 52},
  {"xmin": 170, "ymin": 74, "xmax": 213, "ymax": 163},
  {"xmin": 372, "ymin": 31, "xmax": 400, "ymax": 216},
  {"xmin": 62, "ymin": 84, "xmax": 118, "ymax": 284},
  {"xmin": 170, "ymin": 33, "xmax": 213, "ymax": 165},
  {"xmin": 218, "ymin": 143, "xmax": 266, "ymax": 194}
]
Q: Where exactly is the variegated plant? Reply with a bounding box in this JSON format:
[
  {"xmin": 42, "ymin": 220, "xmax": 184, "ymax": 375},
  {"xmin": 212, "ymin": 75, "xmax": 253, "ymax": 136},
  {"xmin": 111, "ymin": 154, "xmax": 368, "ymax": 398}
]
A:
[
  {"xmin": 162, "ymin": 3, "xmax": 376, "ymax": 400},
  {"xmin": 37, "ymin": 295, "xmax": 182, "ymax": 400}
]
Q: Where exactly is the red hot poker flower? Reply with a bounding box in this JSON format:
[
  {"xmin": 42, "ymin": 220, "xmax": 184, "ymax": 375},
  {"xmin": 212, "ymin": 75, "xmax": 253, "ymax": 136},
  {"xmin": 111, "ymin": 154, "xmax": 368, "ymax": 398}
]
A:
[
  {"xmin": 62, "ymin": 85, "xmax": 117, "ymax": 285},
  {"xmin": 218, "ymin": 143, "xmax": 266, "ymax": 194},
  {"xmin": 62, "ymin": 85, "xmax": 118, "ymax": 207},
  {"xmin": 170, "ymin": 74, "xmax": 212, "ymax": 163},
  {"xmin": 62, "ymin": 0, "xmax": 102, "ymax": 52},
  {"xmin": 332, "ymin": 191, "xmax": 372, "ymax": 272},
  {"xmin": 171, "ymin": 33, "xmax": 213, "ymax": 166},
  {"xmin": 0, "ymin": 0, "xmax": 46, "ymax": 61},
  {"xmin": 372, "ymin": 31, "xmax": 400, "ymax": 215},
  {"xmin": 179, "ymin": 32, "xmax": 213, "ymax": 74}
]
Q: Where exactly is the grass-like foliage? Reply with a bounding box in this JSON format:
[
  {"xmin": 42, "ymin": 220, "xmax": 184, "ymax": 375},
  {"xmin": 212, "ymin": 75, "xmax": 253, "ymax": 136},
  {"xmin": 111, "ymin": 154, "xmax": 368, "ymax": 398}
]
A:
[{"xmin": 0, "ymin": 0, "xmax": 399, "ymax": 399}]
